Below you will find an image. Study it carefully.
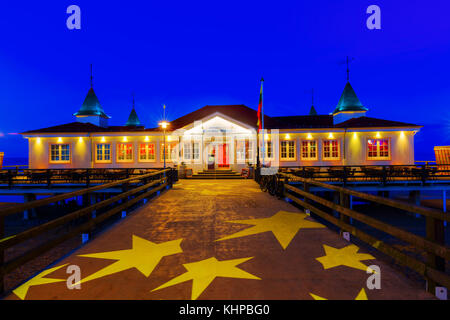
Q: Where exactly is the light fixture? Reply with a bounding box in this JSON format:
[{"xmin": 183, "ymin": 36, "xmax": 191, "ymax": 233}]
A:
[
  {"xmin": 264, "ymin": 133, "xmax": 269, "ymax": 140},
  {"xmin": 376, "ymin": 132, "xmax": 381, "ymax": 138},
  {"xmin": 145, "ymin": 136, "xmax": 149, "ymax": 142},
  {"xmin": 57, "ymin": 137, "xmax": 63, "ymax": 143},
  {"xmin": 36, "ymin": 137, "xmax": 41, "ymax": 144},
  {"xmin": 101, "ymin": 137, "xmax": 106, "ymax": 143},
  {"xmin": 353, "ymin": 132, "xmax": 357, "ymax": 139},
  {"xmin": 400, "ymin": 131, "xmax": 405, "ymax": 138},
  {"xmin": 78, "ymin": 137, "xmax": 83, "ymax": 143},
  {"xmin": 123, "ymin": 137, "xmax": 128, "ymax": 142},
  {"xmin": 307, "ymin": 133, "xmax": 313, "ymax": 140},
  {"xmin": 285, "ymin": 134, "xmax": 291, "ymax": 140},
  {"xmin": 159, "ymin": 121, "xmax": 169, "ymax": 129},
  {"xmin": 328, "ymin": 133, "xmax": 334, "ymax": 139}
]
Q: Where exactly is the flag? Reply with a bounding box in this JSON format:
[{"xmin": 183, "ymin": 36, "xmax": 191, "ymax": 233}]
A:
[{"xmin": 257, "ymin": 82, "xmax": 263, "ymax": 131}]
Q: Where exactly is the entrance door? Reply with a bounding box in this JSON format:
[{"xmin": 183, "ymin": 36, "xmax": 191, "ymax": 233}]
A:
[
  {"xmin": 218, "ymin": 144, "xmax": 229, "ymax": 168},
  {"xmin": 207, "ymin": 145, "xmax": 216, "ymax": 170}
]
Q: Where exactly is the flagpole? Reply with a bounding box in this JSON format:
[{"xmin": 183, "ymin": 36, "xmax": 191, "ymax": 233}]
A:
[{"xmin": 261, "ymin": 77, "xmax": 265, "ymax": 167}]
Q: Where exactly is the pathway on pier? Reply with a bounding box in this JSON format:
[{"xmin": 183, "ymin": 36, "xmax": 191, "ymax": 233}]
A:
[{"xmin": 5, "ymin": 180, "xmax": 433, "ymax": 300}]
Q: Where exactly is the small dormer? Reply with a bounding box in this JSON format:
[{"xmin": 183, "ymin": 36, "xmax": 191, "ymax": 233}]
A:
[
  {"xmin": 332, "ymin": 82, "xmax": 368, "ymax": 125},
  {"xmin": 74, "ymin": 87, "xmax": 110, "ymax": 128}
]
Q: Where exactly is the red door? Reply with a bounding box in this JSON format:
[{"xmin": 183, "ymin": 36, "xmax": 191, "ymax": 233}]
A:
[{"xmin": 218, "ymin": 144, "xmax": 229, "ymax": 168}]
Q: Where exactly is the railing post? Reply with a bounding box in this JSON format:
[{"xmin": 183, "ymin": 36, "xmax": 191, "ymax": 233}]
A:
[
  {"xmin": 46, "ymin": 169, "xmax": 51, "ymax": 188},
  {"xmin": 343, "ymin": 166, "xmax": 348, "ymax": 187},
  {"xmin": 339, "ymin": 191, "xmax": 350, "ymax": 235},
  {"xmin": 0, "ymin": 214, "xmax": 4, "ymax": 294},
  {"xmin": 382, "ymin": 166, "xmax": 387, "ymax": 186},
  {"xmin": 7, "ymin": 170, "xmax": 12, "ymax": 188},
  {"xmin": 86, "ymin": 169, "xmax": 90, "ymax": 188},
  {"xmin": 425, "ymin": 215, "xmax": 446, "ymax": 294}
]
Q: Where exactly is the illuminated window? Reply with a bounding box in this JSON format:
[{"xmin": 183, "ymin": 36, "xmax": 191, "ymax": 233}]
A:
[
  {"xmin": 96, "ymin": 144, "xmax": 111, "ymax": 162},
  {"xmin": 265, "ymin": 141, "xmax": 272, "ymax": 159},
  {"xmin": 301, "ymin": 140, "xmax": 317, "ymax": 160},
  {"xmin": 139, "ymin": 143, "xmax": 155, "ymax": 162},
  {"xmin": 117, "ymin": 143, "xmax": 134, "ymax": 162},
  {"xmin": 50, "ymin": 144, "xmax": 70, "ymax": 163},
  {"xmin": 280, "ymin": 140, "xmax": 296, "ymax": 160},
  {"xmin": 367, "ymin": 138, "xmax": 390, "ymax": 160},
  {"xmin": 161, "ymin": 142, "xmax": 177, "ymax": 161},
  {"xmin": 323, "ymin": 140, "xmax": 340, "ymax": 160},
  {"xmin": 236, "ymin": 140, "xmax": 253, "ymax": 161}
]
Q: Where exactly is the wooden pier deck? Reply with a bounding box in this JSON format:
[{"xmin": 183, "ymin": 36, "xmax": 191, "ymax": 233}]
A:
[{"xmin": 4, "ymin": 180, "xmax": 434, "ymax": 300}]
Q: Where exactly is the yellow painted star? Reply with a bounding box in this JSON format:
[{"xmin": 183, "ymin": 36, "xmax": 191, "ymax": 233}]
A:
[
  {"xmin": 216, "ymin": 211, "xmax": 325, "ymax": 249},
  {"xmin": 316, "ymin": 244, "xmax": 376, "ymax": 272},
  {"xmin": 151, "ymin": 257, "xmax": 261, "ymax": 300},
  {"xmin": 310, "ymin": 288, "xmax": 368, "ymax": 300},
  {"xmin": 13, "ymin": 264, "xmax": 68, "ymax": 300},
  {"xmin": 72, "ymin": 235, "xmax": 183, "ymax": 286}
]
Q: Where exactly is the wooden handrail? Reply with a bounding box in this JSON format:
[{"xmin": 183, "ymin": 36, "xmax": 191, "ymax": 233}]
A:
[
  {"xmin": 284, "ymin": 184, "xmax": 450, "ymax": 260},
  {"xmin": 280, "ymin": 172, "xmax": 450, "ymax": 222},
  {"xmin": 283, "ymin": 191, "xmax": 450, "ymax": 290},
  {"xmin": 0, "ymin": 178, "xmax": 166, "ymax": 250},
  {"xmin": 0, "ymin": 169, "xmax": 169, "ymax": 218},
  {"xmin": 1, "ymin": 182, "xmax": 168, "ymax": 275}
]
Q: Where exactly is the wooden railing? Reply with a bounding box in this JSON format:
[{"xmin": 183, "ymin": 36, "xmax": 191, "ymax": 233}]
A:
[
  {"xmin": 0, "ymin": 168, "xmax": 173, "ymax": 188},
  {"xmin": 256, "ymin": 170, "xmax": 450, "ymax": 295},
  {"xmin": 275, "ymin": 164, "xmax": 450, "ymax": 186},
  {"xmin": 0, "ymin": 168, "xmax": 178, "ymax": 294}
]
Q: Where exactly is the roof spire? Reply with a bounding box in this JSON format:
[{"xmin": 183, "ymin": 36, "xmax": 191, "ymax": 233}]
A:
[
  {"xmin": 309, "ymin": 88, "xmax": 317, "ymax": 115},
  {"xmin": 125, "ymin": 93, "xmax": 142, "ymax": 127},
  {"xmin": 90, "ymin": 64, "xmax": 93, "ymax": 88},
  {"xmin": 346, "ymin": 56, "xmax": 355, "ymax": 81}
]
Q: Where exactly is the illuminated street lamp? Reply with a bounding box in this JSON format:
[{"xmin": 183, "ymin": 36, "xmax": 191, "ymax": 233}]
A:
[{"xmin": 159, "ymin": 120, "xmax": 170, "ymax": 168}]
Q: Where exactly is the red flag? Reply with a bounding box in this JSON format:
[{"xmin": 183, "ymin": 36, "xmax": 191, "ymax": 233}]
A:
[{"xmin": 257, "ymin": 82, "xmax": 263, "ymax": 131}]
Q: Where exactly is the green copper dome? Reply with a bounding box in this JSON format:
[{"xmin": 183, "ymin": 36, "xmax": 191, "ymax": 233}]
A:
[
  {"xmin": 309, "ymin": 105, "xmax": 318, "ymax": 116},
  {"xmin": 333, "ymin": 82, "xmax": 368, "ymax": 114},
  {"xmin": 125, "ymin": 107, "xmax": 142, "ymax": 127},
  {"xmin": 74, "ymin": 87, "xmax": 110, "ymax": 118}
]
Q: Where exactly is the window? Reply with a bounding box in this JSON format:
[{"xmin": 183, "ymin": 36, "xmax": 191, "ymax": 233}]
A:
[
  {"xmin": 96, "ymin": 144, "xmax": 111, "ymax": 162},
  {"xmin": 367, "ymin": 139, "xmax": 390, "ymax": 160},
  {"xmin": 236, "ymin": 140, "xmax": 253, "ymax": 161},
  {"xmin": 301, "ymin": 140, "xmax": 317, "ymax": 160},
  {"xmin": 280, "ymin": 141, "xmax": 296, "ymax": 160},
  {"xmin": 139, "ymin": 143, "xmax": 155, "ymax": 162},
  {"xmin": 161, "ymin": 142, "xmax": 177, "ymax": 161},
  {"xmin": 259, "ymin": 141, "xmax": 272, "ymax": 159},
  {"xmin": 323, "ymin": 140, "xmax": 340, "ymax": 160},
  {"xmin": 184, "ymin": 142, "xmax": 200, "ymax": 161},
  {"xmin": 184, "ymin": 142, "xmax": 191, "ymax": 160},
  {"xmin": 50, "ymin": 144, "xmax": 70, "ymax": 163},
  {"xmin": 117, "ymin": 143, "xmax": 133, "ymax": 162}
]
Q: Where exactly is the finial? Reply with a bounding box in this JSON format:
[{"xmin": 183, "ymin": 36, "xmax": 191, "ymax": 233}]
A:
[
  {"xmin": 261, "ymin": 77, "xmax": 264, "ymax": 82},
  {"xmin": 132, "ymin": 92, "xmax": 135, "ymax": 110},
  {"xmin": 311, "ymin": 88, "xmax": 314, "ymax": 106},
  {"xmin": 90, "ymin": 64, "xmax": 93, "ymax": 88}
]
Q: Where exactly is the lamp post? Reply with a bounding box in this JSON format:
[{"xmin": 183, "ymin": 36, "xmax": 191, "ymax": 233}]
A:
[{"xmin": 159, "ymin": 120, "xmax": 169, "ymax": 168}]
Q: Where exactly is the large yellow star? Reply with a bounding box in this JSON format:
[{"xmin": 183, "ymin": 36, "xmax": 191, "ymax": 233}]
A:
[
  {"xmin": 216, "ymin": 211, "xmax": 325, "ymax": 249},
  {"xmin": 310, "ymin": 288, "xmax": 368, "ymax": 300},
  {"xmin": 316, "ymin": 244, "xmax": 376, "ymax": 272},
  {"xmin": 13, "ymin": 264, "xmax": 68, "ymax": 300},
  {"xmin": 151, "ymin": 257, "xmax": 261, "ymax": 300},
  {"xmin": 72, "ymin": 235, "xmax": 183, "ymax": 286}
]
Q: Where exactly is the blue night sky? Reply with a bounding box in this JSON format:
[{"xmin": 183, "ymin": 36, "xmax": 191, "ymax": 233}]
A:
[{"xmin": 0, "ymin": 1, "xmax": 449, "ymax": 161}]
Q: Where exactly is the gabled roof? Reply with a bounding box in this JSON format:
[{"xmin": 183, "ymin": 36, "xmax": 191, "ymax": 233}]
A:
[
  {"xmin": 125, "ymin": 108, "xmax": 142, "ymax": 127},
  {"xmin": 333, "ymin": 82, "xmax": 368, "ymax": 114},
  {"xmin": 21, "ymin": 122, "xmax": 147, "ymax": 134},
  {"xmin": 168, "ymin": 104, "xmax": 275, "ymax": 130},
  {"xmin": 334, "ymin": 116, "xmax": 421, "ymax": 128},
  {"xmin": 269, "ymin": 115, "xmax": 334, "ymax": 129},
  {"xmin": 74, "ymin": 88, "xmax": 110, "ymax": 119}
]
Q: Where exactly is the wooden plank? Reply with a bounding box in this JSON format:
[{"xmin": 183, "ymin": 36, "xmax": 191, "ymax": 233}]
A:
[
  {"xmin": 284, "ymin": 191, "xmax": 450, "ymax": 290},
  {"xmin": 0, "ymin": 178, "xmax": 165, "ymax": 250},
  {"xmin": 280, "ymin": 172, "xmax": 450, "ymax": 222},
  {"xmin": 2, "ymin": 182, "xmax": 168, "ymax": 275},
  {"xmin": 284, "ymin": 184, "xmax": 450, "ymax": 261},
  {"xmin": 0, "ymin": 169, "xmax": 169, "ymax": 218}
]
